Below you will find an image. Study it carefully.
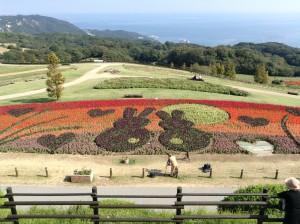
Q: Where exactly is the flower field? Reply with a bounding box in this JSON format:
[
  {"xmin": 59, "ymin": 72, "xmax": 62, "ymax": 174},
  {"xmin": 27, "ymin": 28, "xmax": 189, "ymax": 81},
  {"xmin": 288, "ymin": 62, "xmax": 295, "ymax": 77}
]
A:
[
  {"xmin": 285, "ymin": 81, "xmax": 300, "ymax": 86},
  {"xmin": 0, "ymin": 99, "xmax": 299, "ymax": 155}
]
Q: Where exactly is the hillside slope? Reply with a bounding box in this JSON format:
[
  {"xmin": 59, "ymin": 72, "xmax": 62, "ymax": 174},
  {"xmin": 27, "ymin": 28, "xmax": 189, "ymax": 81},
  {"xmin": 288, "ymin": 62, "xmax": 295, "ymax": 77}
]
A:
[{"xmin": 0, "ymin": 15, "xmax": 85, "ymax": 34}]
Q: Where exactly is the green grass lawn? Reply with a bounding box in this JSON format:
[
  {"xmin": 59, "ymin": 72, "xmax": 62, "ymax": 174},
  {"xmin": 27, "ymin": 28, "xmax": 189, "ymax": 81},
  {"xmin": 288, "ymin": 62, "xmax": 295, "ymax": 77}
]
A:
[
  {"xmin": 0, "ymin": 64, "xmax": 47, "ymax": 74},
  {"xmin": 0, "ymin": 63, "xmax": 98, "ymax": 96},
  {"xmin": 0, "ymin": 63, "xmax": 299, "ymax": 107}
]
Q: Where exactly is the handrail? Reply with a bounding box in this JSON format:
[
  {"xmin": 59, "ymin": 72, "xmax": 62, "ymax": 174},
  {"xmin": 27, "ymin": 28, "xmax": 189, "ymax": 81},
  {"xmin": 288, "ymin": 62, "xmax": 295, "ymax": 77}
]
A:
[{"xmin": 0, "ymin": 186, "xmax": 284, "ymax": 224}]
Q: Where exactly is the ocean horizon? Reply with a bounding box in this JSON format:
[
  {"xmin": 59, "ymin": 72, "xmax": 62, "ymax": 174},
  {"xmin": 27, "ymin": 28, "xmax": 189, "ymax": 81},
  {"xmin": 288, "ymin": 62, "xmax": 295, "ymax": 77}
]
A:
[{"xmin": 50, "ymin": 13, "xmax": 300, "ymax": 48}]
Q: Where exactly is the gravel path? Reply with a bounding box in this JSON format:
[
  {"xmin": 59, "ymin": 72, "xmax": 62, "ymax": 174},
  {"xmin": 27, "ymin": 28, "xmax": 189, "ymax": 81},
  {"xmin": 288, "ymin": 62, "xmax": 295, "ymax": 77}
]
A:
[{"xmin": 225, "ymin": 84, "xmax": 300, "ymax": 99}]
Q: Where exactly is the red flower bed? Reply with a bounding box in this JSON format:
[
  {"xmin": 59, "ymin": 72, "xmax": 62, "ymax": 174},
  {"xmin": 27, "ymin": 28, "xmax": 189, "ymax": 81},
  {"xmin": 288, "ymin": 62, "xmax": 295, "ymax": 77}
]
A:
[
  {"xmin": 0, "ymin": 99, "xmax": 299, "ymax": 154},
  {"xmin": 285, "ymin": 81, "xmax": 300, "ymax": 86}
]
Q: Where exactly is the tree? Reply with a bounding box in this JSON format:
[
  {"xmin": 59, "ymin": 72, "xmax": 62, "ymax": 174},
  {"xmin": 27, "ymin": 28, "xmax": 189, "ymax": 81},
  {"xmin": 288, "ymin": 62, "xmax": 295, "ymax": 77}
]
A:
[
  {"xmin": 46, "ymin": 52, "xmax": 65, "ymax": 100},
  {"xmin": 225, "ymin": 60, "xmax": 236, "ymax": 80},
  {"xmin": 216, "ymin": 63, "xmax": 225, "ymax": 77},
  {"xmin": 190, "ymin": 63, "xmax": 201, "ymax": 73},
  {"xmin": 254, "ymin": 64, "xmax": 269, "ymax": 84},
  {"xmin": 181, "ymin": 63, "xmax": 187, "ymax": 70}
]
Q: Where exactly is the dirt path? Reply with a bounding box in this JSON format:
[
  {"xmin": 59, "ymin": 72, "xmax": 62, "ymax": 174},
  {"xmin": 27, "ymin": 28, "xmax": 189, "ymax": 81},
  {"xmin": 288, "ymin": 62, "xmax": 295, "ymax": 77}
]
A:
[
  {"xmin": 0, "ymin": 152, "xmax": 299, "ymax": 187},
  {"xmin": 0, "ymin": 68, "xmax": 48, "ymax": 77},
  {"xmin": 224, "ymin": 84, "xmax": 300, "ymax": 99}
]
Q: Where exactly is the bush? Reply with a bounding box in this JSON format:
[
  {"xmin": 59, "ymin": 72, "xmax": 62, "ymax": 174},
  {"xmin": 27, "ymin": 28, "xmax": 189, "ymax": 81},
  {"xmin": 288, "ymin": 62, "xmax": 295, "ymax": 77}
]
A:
[
  {"xmin": 218, "ymin": 184, "xmax": 286, "ymax": 218},
  {"xmin": 73, "ymin": 168, "xmax": 92, "ymax": 175},
  {"xmin": 94, "ymin": 77, "xmax": 249, "ymax": 97},
  {"xmin": 272, "ymin": 79, "xmax": 284, "ymax": 85},
  {"xmin": 123, "ymin": 94, "xmax": 143, "ymax": 98}
]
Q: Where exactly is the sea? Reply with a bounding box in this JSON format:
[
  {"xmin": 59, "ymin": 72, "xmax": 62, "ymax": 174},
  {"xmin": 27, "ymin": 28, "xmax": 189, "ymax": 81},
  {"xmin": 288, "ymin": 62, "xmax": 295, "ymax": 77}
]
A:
[{"xmin": 52, "ymin": 13, "xmax": 300, "ymax": 48}]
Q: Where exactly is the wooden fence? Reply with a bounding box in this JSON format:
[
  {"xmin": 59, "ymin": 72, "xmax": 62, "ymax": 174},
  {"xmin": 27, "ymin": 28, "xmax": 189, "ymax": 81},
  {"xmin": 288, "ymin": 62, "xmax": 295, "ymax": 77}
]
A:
[
  {"xmin": 0, "ymin": 186, "xmax": 283, "ymax": 223},
  {"xmin": 0, "ymin": 167, "xmax": 290, "ymax": 179}
]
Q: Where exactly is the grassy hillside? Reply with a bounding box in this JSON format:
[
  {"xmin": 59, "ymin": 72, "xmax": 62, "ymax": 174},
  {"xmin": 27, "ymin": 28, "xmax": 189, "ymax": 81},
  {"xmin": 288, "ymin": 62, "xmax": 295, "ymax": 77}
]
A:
[{"xmin": 0, "ymin": 63, "xmax": 299, "ymax": 106}]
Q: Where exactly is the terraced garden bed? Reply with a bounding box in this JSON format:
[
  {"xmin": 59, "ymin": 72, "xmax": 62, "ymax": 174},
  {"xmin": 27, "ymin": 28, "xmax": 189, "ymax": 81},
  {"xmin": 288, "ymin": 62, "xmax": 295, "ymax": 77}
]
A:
[{"xmin": 0, "ymin": 99, "xmax": 299, "ymax": 154}]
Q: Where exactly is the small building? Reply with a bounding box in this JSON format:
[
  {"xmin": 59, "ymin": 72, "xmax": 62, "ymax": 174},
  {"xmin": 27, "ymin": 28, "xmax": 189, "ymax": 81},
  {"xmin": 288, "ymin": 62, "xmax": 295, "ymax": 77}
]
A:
[{"xmin": 93, "ymin": 60, "xmax": 104, "ymax": 63}]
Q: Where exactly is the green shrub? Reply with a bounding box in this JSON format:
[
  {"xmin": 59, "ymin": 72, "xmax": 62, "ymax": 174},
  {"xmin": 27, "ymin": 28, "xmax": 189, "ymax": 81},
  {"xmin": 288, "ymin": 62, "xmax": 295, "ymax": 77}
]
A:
[
  {"xmin": 272, "ymin": 79, "xmax": 284, "ymax": 85},
  {"xmin": 94, "ymin": 77, "xmax": 249, "ymax": 97},
  {"xmin": 219, "ymin": 184, "xmax": 286, "ymax": 218}
]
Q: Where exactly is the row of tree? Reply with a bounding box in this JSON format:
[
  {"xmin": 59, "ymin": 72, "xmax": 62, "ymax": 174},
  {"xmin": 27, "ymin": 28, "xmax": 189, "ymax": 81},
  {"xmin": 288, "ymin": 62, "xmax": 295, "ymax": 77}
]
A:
[{"xmin": 0, "ymin": 32, "xmax": 299, "ymax": 77}]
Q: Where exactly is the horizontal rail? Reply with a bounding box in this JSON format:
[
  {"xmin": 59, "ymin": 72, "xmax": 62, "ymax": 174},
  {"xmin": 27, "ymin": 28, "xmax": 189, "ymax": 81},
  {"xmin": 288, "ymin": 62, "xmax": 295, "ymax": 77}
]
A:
[
  {"xmin": 4, "ymin": 201, "xmax": 97, "ymax": 206},
  {"xmin": 96, "ymin": 195, "xmax": 178, "ymax": 198},
  {"xmin": 91, "ymin": 204, "xmax": 184, "ymax": 209},
  {"xmin": 263, "ymin": 218, "xmax": 284, "ymax": 222},
  {"xmin": 4, "ymin": 193, "xmax": 94, "ymax": 197},
  {"xmin": 175, "ymin": 215, "xmax": 268, "ymax": 219},
  {"xmin": 0, "ymin": 218, "xmax": 17, "ymax": 222},
  {"xmin": 179, "ymin": 193, "xmax": 269, "ymax": 197},
  {"xmin": 7, "ymin": 214, "xmax": 98, "ymax": 219},
  {"xmin": 176, "ymin": 201, "xmax": 269, "ymax": 206},
  {"xmin": 92, "ymin": 218, "xmax": 177, "ymax": 222}
]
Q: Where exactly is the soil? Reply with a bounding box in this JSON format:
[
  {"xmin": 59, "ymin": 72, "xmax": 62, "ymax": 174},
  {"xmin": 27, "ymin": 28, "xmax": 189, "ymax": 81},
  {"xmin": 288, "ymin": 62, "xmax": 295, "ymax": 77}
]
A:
[{"xmin": 0, "ymin": 152, "xmax": 299, "ymax": 188}]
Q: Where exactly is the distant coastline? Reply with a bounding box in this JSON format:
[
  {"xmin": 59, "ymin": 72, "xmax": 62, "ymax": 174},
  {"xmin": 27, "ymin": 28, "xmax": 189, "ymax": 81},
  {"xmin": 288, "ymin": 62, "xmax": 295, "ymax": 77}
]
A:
[{"xmin": 51, "ymin": 12, "xmax": 300, "ymax": 47}]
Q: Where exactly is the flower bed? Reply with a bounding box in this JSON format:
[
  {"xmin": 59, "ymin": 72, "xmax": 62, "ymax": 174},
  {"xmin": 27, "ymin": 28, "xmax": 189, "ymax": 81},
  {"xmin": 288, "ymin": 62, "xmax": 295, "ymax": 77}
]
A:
[
  {"xmin": 285, "ymin": 81, "xmax": 300, "ymax": 86},
  {"xmin": 0, "ymin": 99, "xmax": 299, "ymax": 154}
]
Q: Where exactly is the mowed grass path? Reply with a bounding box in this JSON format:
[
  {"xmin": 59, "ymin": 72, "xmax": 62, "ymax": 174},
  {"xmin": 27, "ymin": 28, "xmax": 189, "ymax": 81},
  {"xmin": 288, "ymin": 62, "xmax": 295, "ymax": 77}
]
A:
[{"xmin": 0, "ymin": 63, "xmax": 299, "ymax": 106}]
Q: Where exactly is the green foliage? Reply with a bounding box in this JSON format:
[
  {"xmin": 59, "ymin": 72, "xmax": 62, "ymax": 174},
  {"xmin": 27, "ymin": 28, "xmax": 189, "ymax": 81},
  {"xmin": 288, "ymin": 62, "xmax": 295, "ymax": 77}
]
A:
[
  {"xmin": 190, "ymin": 63, "xmax": 212, "ymax": 75},
  {"xmin": 162, "ymin": 103, "xmax": 230, "ymax": 125},
  {"xmin": 73, "ymin": 168, "xmax": 92, "ymax": 175},
  {"xmin": 216, "ymin": 63, "xmax": 225, "ymax": 77},
  {"xmin": 225, "ymin": 60, "xmax": 237, "ymax": 80},
  {"xmin": 0, "ymin": 32, "xmax": 299, "ymax": 78},
  {"xmin": 219, "ymin": 184, "xmax": 286, "ymax": 218},
  {"xmin": 254, "ymin": 65, "xmax": 269, "ymax": 84},
  {"xmin": 94, "ymin": 77, "xmax": 249, "ymax": 97},
  {"xmin": 272, "ymin": 79, "xmax": 285, "ymax": 85},
  {"xmin": 46, "ymin": 52, "xmax": 65, "ymax": 100}
]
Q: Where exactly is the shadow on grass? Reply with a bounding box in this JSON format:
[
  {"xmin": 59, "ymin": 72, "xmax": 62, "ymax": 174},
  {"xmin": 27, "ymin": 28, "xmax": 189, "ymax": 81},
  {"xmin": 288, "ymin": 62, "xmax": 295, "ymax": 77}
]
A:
[
  {"xmin": 63, "ymin": 175, "xmax": 71, "ymax": 182},
  {"xmin": 10, "ymin": 98, "xmax": 55, "ymax": 104},
  {"xmin": 263, "ymin": 176, "xmax": 277, "ymax": 180},
  {"xmin": 98, "ymin": 175, "xmax": 111, "ymax": 178},
  {"xmin": 36, "ymin": 175, "xmax": 48, "ymax": 178},
  {"xmin": 131, "ymin": 175, "xmax": 144, "ymax": 178},
  {"xmin": 197, "ymin": 175, "xmax": 212, "ymax": 178}
]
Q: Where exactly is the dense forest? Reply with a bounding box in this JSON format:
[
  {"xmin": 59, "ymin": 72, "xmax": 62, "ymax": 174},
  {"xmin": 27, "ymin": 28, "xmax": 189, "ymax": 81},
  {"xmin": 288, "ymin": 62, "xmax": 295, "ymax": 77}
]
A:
[{"xmin": 1, "ymin": 32, "xmax": 300, "ymax": 77}]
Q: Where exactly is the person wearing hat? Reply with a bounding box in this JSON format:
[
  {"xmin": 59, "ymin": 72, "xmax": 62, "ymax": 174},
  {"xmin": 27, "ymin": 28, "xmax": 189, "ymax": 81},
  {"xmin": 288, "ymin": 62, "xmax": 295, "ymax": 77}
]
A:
[{"xmin": 277, "ymin": 177, "xmax": 300, "ymax": 224}]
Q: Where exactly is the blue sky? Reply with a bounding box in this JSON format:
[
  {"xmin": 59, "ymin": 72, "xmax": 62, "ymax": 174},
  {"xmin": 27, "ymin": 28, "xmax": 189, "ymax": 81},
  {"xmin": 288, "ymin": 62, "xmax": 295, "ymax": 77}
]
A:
[{"xmin": 1, "ymin": 0, "xmax": 300, "ymax": 15}]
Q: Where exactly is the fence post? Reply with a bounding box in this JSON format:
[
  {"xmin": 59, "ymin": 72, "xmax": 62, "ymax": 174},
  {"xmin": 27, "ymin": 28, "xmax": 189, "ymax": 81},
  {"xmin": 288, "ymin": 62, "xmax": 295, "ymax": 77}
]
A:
[
  {"xmin": 142, "ymin": 168, "xmax": 145, "ymax": 178},
  {"xmin": 110, "ymin": 168, "xmax": 112, "ymax": 178},
  {"xmin": 15, "ymin": 168, "xmax": 18, "ymax": 177},
  {"xmin": 45, "ymin": 167, "xmax": 48, "ymax": 177},
  {"xmin": 209, "ymin": 168, "xmax": 212, "ymax": 178},
  {"xmin": 92, "ymin": 186, "xmax": 99, "ymax": 224},
  {"xmin": 258, "ymin": 188, "xmax": 268, "ymax": 224},
  {"xmin": 275, "ymin": 169, "xmax": 278, "ymax": 179},
  {"xmin": 240, "ymin": 169, "xmax": 244, "ymax": 179},
  {"xmin": 6, "ymin": 187, "xmax": 19, "ymax": 224},
  {"xmin": 176, "ymin": 186, "xmax": 183, "ymax": 224}
]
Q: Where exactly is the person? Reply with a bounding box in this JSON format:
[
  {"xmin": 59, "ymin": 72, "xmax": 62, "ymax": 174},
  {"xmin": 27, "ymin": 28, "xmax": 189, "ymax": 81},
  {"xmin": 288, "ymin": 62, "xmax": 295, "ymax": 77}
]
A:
[
  {"xmin": 165, "ymin": 153, "xmax": 178, "ymax": 176},
  {"xmin": 277, "ymin": 177, "xmax": 300, "ymax": 224}
]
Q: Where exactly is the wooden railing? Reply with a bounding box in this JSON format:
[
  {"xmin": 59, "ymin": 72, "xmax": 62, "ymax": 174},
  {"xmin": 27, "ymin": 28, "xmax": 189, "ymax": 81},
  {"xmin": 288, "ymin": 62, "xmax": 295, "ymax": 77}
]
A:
[{"xmin": 0, "ymin": 186, "xmax": 283, "ymax": 223}]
